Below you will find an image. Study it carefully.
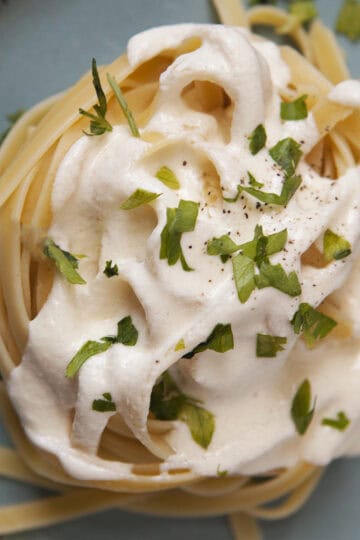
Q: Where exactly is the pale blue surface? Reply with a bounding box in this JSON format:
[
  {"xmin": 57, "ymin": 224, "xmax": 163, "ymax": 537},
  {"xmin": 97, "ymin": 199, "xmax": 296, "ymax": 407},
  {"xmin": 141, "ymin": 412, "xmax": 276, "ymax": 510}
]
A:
[{"xmin": 0, "ymin": 1, "xmax": 359, "ymax": 538}]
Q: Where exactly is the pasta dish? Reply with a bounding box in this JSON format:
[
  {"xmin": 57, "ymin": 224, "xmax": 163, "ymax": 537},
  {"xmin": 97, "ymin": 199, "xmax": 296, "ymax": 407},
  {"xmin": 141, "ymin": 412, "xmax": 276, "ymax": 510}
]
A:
[{"xmin": 0, "ymin": 1, "xmax": 359, "ymax": 538}]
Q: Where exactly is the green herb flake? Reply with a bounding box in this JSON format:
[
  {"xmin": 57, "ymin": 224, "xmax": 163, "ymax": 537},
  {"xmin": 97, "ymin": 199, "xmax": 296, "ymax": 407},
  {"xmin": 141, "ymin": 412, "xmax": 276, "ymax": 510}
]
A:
[
  {"xmin": 239, "ymin": 174, "xmax": 302, "ymax": 206},
  {"xmin": 183, "ymin": 323, "xmax": 234, "ymax": 359},
  {"xmin": 240, "ymin": 226, "xmax": 288, "ymax": 260},
  {"xmin": 232, "ymin": 254, "xmax": 256, "ymax": 303},
  {"xmin": 175, "ymin": 339, "xmax": 186, "ymax": 351},
  {"xmin": 269, "ymin": 138, "xmax": 302, "ymax": 177},
  {"xmin": 79, "ymin": 59, "xmax": 112, "ymax": 136},
  {"xmin": 43, "ymin": 238, "xmax": 86, "ymax": 285},
  {"xmin": 322, "ymin": 411, "xmax": 350, "ymax": 431},
  {"xmin": 207, "ymin": 235, "xmax": 239, "ymax": 256},
  {"xmin": 66, "ymin": 316, "xmax": 138, "ymax": 378},
  {"xmin": 281, "ymin": 95, "xmax": 308, "ymax": 121},
  {"xmin": 323, "ymin": 229, "xmax": 352, "ymax": 262},
  {"xmin": 256, "ymin": 334, "xmax": 287, "ymax": 357},
  {"xmin": 248, "ymin": 171, "xmax": 264, "ymax": 189},
  {"xmin": 0, "ymin": 109, "xmax": 25, "ymax": 146},
  {"xmin": 180, "ymin": 402, "xmax": 215, "ymax": 449},
  {"xmin": 291, "ymin": 379, "xmax": 315, "ymax": 435},
  {"xmin": 106, "ymin": 73, "xmax": 140, "ymax": 137},
  {"xmin": 66, "ymin": 340, "xmax": 112, "ymax": 378},
  {"xmin": 120, "ymin": 188, "xmax": 161, "ymax": 210},
  {"xmin": 160, "ymin": 200, "xmax": 199, "ymax": 271},
  {"xmin": 217, "ymin": 468, "xmax": 228, "ymax": 477},
  {"xmin": 103, "ymin": 316, "xmax": 139, "ymax": 346},
  {"xmin": 155, "ymin": 166, "xmax": 181, "ymax": 190},
  {"xmin": 255, "ymin": 262, "xmax": 301, "ymax": 297},
  {"xmin": 103, "ymin": 260, "xmax": 119, "ymax": 278},
  {"xmin": 291, "ymin": 303, "xmax": 337, "ymax": 347},
  {"xmin": 249, "ymin": 124, "xmax": 267, "ymax": 155},
  {"xmin": 92, "ymin": 392, "xmax": 116, "ymax": 412},
  {"xmin": 336, "ymin": 0, "xmax": 360, "ymax": 41},
  {"xmin": 150, "ymin": 372, "xmax": 215, "ymax": 449}
]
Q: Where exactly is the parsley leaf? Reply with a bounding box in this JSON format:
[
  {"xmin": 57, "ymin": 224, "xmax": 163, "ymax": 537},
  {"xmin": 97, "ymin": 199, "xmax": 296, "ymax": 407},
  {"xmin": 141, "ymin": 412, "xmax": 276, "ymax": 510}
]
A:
[
  {"xmin": 92, "ymin": 392, "xmax": 116, "ymax": 412},
  {"xmin": 103, "ymin": 260, "xmax": 119, "ymax": 278},
  {"xmin": 0, "ymin": 109, "xmax": 25, "ymax": 146},
  {"xmin": 175, "ymin": 339, "xmax": 185, "ymax": 351},
  {"xmin": 269, "ymin": 138, "xmax": 302, "ymax": 177},
  {"xmin": 155, "ymin": 166, "xmax": 181, "ymax": 190},
  {"xmin": 66, "ymin": 316, "xmax": 138, "ymax": 378},
  {"xmin": 120, "ymin": 188, "xmax": 161, "ymax": 210},
  {"xmin": 150, "ymin": 372, "xmax": 215, "ymax": 449},
  {"xmin": 323, "ymin": 229, "xmax": 352, "ymax": 262},
  {"xmin": 103, "ymin": 316, "xmax": 139, "ymax": 346},
  {"xmin": 291, "ymin": 303, "xmax": 337, "ymax": 347},
  {"xmin": 336, "ymin": 0, "xmax": 360, "ymax": 41},
  {"xmin": 43, "ymin": 238, "xmax": 86, "ymax": 285},
  {"xmin": 239, "ymin": 226, "xmax": 288, "ymax": 260},
  {"xmin": 66, "ymin": 340, "xmax": 112, "ymax": 378},
  {"xmin": 183, "ymin": 324, "xmax": 234, "ymax": 359},
  {"xmin": 278, "ymin": 2, "xmax": 318, "ymax": 33},
  {"xmin": 256, "ymin": 334, "xmax": 287, "ymax": 357},
  {"xmin": 281, "ymin": 95, "xmax": 308, "ymax": 121},
  {"xmin": 160, "ymin": 200, "xmax": 199, "ymax": 271},
  {"xmin": 255, "ymin": 262, "xmax": 302, "ymax": 297},
  {"xmin": 249, "ymin": 124, "xmax": 267, "ymax": 155},
  {"xmin": 207, "ymin": 235, "xmax": 239, "ymax": 256},
  {"xmin": 291, "ymin": 379, "xmax": 315, "ymax": 435},
  {"xmin": 239, "ymin": 174, "xmax": 302, "ymax": 206},
  {"xmin": 232, "ymin": 254, "xmax": 256, "ymax": 303},
  {"xmin": 180, "ymin": 403, "xmax": 215, "ymax": 450},
  {"xmin": 106, "ymin": 73, "xmax": 140, "ymax": 137},
  {"xmin": 79, "ymin": 59, "xmax": 112, "ymax": 136},
  {"xmin": 322, "ymin": 411, "xmax": 350, "ymax": 431},
  {"xmin": 207, "ymin": 227, "xmax": 287, "ymax": 259},
  {"xmin": 248, "ymin": 171, "xmax": 264, "ymax": 189}
]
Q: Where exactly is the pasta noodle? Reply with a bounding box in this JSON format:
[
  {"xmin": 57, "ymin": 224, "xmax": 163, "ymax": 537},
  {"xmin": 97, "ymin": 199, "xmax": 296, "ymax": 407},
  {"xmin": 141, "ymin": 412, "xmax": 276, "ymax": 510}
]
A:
[{"xmin": 0, "ymin": 1, "xmax": 359, "ymax": 539}]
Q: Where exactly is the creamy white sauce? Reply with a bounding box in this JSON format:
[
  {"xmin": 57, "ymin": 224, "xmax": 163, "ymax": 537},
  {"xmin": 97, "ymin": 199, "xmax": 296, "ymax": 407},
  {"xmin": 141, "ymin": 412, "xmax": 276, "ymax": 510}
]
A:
[
  {"xmin": 328, "ymin": 79, "xmax": 360, "ymax": 108},
  {"xmin": 8, "ymin": 25, "xmax": 360, "ymax": 480}
]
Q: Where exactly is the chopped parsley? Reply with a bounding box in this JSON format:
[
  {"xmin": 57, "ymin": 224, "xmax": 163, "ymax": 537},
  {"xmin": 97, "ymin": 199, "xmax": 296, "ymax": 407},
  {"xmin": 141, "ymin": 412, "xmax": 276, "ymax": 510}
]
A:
[
  {"xmin": 43, "ymin": 238, "xmax": 86, "ymax": 285},
  {"xmin": 248, "ymin": 171, "xmax": 264, "ymax": 189},
  {"xmin": 269, "ymin": 137, "xmax": 303, "ymax": 177},
  {"xmin": 183, "ymin": 323, "xmax": 234, "ymax": 359},
  {"xmin": 238, "ymin": 174, "xmax": 302, "ymax": 206},
  {"xmin": 208, "ymin": 226, "xmax": 300, "ymax": 302},
  {"xmin": 155, "ymin": 166, "xmax": 181, "ymax": 190},
  {"xmin": 120, "ymin": 188, "xmax": 161, "ymax": 210},
  {"xmin": 291, "ymin": 303, "xmax": 337, "ymax": 347},
  {"xmin": 160, "ymin": 199, "xmax": 199, "ymax": 271},
  {"xmin": 249, "ymin": 124, "xmax": 267, "ymax": 155},
  {"xmin": 150, "ymin": 372, "xmax": 215, "ymax": 449},
  {"xmin": 323, "ymin": 229, "xmax": 352, "ymax": 262},
  {"xmin": 92, "ymin": 392, "xmax": 116, "ymax": 412},
  {"xmin": 336, "ymin": 0, "xmax": 360, "ymax": 41},
  {"xmin": 106, "ymin": 73, "xmax": 140, "ymax": 137},
  {"xmin": 291, "ymin": 379, "xmax": 315, "ymax": 435},
  {"xmin": 79, "ymin": 59, "xmax": 112, "ymax": 136},
  {"xmin": 175, "ymin": 338, "xmax": 185, "ymax": 351},
  {"xmin": 256, "ymin": 334, "xmax": 287, "ymax": 357},
  {"xmin": 232, "ymin": 254, "xmax": 256, "ymax": 303},
  {"xmin": 103, "ymin": 260, "xmax": 119, "ymax": 278},
  {"xmin": 0, "ymin": 109, "xmax": 25, "ymax": 146},
  {"xmin": 66, "ymin": 316, "xmax": 138, "ymax": 378},
  {"xmin": 281, "ymin": 95, "xmax": 308, "ymax": 121},
  {"xmin": 255, "ymin": 262, "xmax": 301, "ymax": 297},
  {"xmin": 322, "ymin": 411, "xmax": 350, "ymax": 431}
]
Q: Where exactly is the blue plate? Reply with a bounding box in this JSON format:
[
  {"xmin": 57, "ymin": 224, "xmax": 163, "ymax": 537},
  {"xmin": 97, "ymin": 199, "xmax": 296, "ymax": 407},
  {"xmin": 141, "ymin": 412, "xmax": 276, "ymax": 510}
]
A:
[{"xmin": 0, "ymin": 1, "xmax": 359, "ymax": 538}]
